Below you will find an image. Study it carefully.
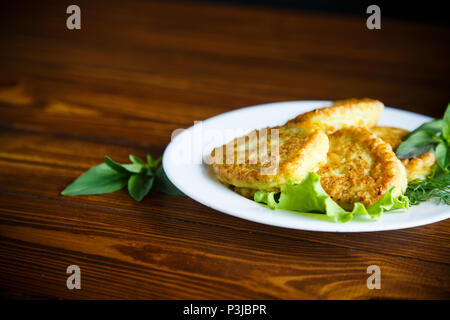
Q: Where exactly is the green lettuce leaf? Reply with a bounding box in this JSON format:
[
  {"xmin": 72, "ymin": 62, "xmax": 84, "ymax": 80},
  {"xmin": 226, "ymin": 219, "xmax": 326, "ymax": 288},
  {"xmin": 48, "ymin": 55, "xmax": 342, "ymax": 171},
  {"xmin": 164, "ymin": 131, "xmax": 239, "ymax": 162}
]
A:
[{"xmin": 254, "ymin": 172, "xmax": 409, "ymax": 223}]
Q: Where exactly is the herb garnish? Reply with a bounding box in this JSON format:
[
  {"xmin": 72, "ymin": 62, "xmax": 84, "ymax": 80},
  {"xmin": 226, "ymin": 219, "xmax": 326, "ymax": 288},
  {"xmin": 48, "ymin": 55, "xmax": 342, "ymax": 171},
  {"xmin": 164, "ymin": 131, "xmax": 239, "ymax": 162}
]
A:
[
  {"xmin": 61, "ymin": 154, "xmax": 184, "ymax": 201},
  {"xmin": 405, "ymin": 172, "xmax": 450, "ymax": 205},
  {"xmin": 397, "ymin": 104, "xmax": 450, "ymax": 173},
  {"xmin": 397, "ymin": 104, "xmax": 450, "ymax": 205}
]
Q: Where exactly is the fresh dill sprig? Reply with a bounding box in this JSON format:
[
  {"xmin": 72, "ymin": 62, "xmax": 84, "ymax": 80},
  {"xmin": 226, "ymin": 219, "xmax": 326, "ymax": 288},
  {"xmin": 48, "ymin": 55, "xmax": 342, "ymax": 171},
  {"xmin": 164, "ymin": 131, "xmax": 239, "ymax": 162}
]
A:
[{"xmin": 405, "ymin": 173, "xmax": 450, "ymax": 205}]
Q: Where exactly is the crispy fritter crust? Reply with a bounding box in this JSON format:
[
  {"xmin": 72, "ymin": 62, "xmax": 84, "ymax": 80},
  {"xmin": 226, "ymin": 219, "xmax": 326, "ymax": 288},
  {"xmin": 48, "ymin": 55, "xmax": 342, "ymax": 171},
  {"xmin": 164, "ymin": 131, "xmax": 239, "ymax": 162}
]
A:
[
  {"xmin": 371, "ymin": 126, "xmax": 437, "ymax": 181},
  {"xmin": 317, "ymin": 127, "xmax": 407, "ymax": 210},
  {"xmin": 285, "ymin": 98, "xmax": 384, "ymax": 134},
  {"xmin": 371, "ymin": 126, "xmax": 409, "ymax": 151},
  {"xmin": 210, "ymin": 126, "xmax": 329, "ymax": 194},
  {"xmin": 401, "ymin": 152, "xmax": 436, "ymax": 181}
]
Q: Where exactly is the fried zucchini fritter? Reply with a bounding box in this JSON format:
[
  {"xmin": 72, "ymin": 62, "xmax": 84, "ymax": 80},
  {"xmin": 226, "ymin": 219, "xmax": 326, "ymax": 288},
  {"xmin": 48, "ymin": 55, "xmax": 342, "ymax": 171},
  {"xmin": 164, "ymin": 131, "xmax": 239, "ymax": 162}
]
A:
[
  {"xmin": 210, "ymin": 126, "xmax": 329, "ymax": 197},
  {"xmin": 401, "ymin": 152, "xmax": 436, "ymax": 181},
  {"xmin": 371, "ymin": 126, "xmax": 409, "ymax": 150},
  {"xmin": 317, "ymin": 127, "xmax": 407, "ymax": 210},
  {"xmin": 285, "ymin": 98, "xmax": 384, "ymax": 134},
  {"xmin": 371, "ymin": 126, "xmax": 437, "ymax": 181}
]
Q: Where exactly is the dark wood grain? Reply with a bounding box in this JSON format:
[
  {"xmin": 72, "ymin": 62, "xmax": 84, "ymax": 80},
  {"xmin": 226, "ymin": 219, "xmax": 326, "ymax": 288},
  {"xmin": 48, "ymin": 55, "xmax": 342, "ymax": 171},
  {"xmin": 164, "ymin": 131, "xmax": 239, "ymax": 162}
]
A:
[{"xmin": 0, "ymin": 0, "xmax": 449, "ymax": 299}]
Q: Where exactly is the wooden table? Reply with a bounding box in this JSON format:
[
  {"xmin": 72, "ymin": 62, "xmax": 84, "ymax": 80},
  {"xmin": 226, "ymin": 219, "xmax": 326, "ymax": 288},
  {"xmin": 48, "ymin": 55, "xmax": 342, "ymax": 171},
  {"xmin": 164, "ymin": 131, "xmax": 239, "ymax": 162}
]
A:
[{"xmin": 1, "ymin": 0, "xmax": 449, "ymax": 299}]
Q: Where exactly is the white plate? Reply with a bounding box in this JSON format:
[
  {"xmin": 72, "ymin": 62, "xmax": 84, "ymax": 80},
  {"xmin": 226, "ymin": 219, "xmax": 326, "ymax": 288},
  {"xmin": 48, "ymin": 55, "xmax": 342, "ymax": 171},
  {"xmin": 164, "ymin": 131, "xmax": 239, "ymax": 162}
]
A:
[{"xmin": 163, "ymin": 101, "xmax": 450, "ymax": 232}]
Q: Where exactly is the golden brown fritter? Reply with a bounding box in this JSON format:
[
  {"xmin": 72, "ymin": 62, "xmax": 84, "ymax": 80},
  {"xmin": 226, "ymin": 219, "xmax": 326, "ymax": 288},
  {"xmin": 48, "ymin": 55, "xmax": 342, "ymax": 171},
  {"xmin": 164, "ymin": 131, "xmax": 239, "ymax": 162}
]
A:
[
  {"xmin": 371, "ymin": 126, "xmax": 437, "ymax": 181},
  {"xmin": 317, "ymin": 127, "xmax": 407, "ymax": 210},
  {"xmin": 210, "ymin": 126, "xmax": 329, "ymax": 196},
  {"xmin": 401, "ymin": 152, "xmax": 436, "ymax": 181},
  {"xmin": 285, "ymin": 98, "xmax": 384, "ymax": 134},
  {"xmin": 371, "ymin": 126, "xmax": 409, "ymax": 150}
]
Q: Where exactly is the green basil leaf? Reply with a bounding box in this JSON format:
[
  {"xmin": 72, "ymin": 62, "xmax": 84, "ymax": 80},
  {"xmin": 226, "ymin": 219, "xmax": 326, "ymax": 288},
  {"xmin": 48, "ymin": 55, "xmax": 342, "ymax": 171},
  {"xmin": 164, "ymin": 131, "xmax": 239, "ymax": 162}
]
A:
[
  {"xmin": 397, "ymin": 143, "xmax": 435, "ymax": 159},
  {"xmin": 105, "ymin": 156, "xmax": 132, "ymax": 175},
  {"xmin": 153, "ymin": 157, "xmax": 162, "ymax": 168},
  {"xmin": 404, "ymin": 119, "xmax": 443, "ymax": 139},
  {"xmin": 435, "ymin": 141, "xmax": 449, "ymax": 169},
  {"xmin": 442, "ymin": 104, "xmax": 450, "ymax": 142},
  {"xmin": 433, "ymin": 136, "xmax": 445, "ymax": 144},
  {"xmin": 105, "ymin": 156, "xmax": 146, "ymax": 174},
  {"xmin": 128, "ymin": 173, "xmax": 154, "ymax": 201},
  {"xmin": 122, "ymin": 163, "xmax": 144, "ymax": 173},
  {"xmin": 396, "ymin": 130, "xmax": 437, "ymax": 159},
  {"xmin": 147, "ymin": 155, "xmax": 162, "ymax": 169},
  {"xmin": 61, "ymin": 163, "xmax": 128, "ymax": 196},
  {"xmin": 129, "ymin": 155, "xmax": 145, "ymax": 166},
  {"xmin": 153, "ymin": 166, "xmax": 185, "ymax": 196}
]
